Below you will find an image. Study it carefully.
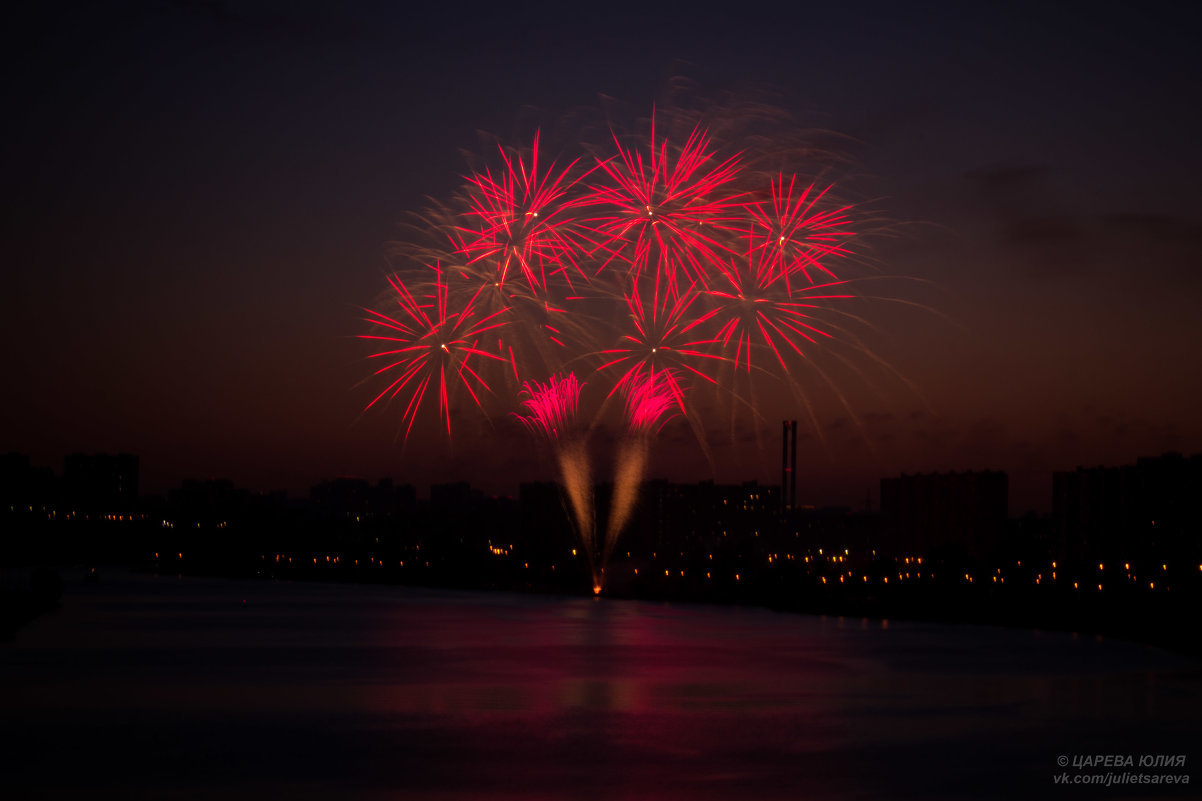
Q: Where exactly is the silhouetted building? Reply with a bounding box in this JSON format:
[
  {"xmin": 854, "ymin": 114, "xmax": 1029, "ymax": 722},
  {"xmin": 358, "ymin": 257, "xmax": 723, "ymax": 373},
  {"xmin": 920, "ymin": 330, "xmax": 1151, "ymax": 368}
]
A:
[
  {"xmin": 786, "ymin": 505, "xmax": 879, "ymax": 555},
  {"xmin": 880, "ymin": 470, "xmax": 1007, "ymax": 561},
  {"xmin": 631, "ymin": 479, "xmax": 780, "ymax": 551},
  {"xmin": 1, "ymin": 453, "xmax": 55, "ymax": 510},
  {"xmin": 431, "ymin": 481, "xmax": 482, "ymax": 511},
  {"xmin": 64, "ymin": 453, "xmax": 138, "ymax": 515},
  {"xmin": 310, "ymin": 477, "xmax": 415, "ymax": 521},
  {"xmin": 1053, "ymin": 452, "xmax": 1202, "ymax": 564},
  {"xmin": 168, "ymin": 478, "xmax": 245, "ymax": 526}
]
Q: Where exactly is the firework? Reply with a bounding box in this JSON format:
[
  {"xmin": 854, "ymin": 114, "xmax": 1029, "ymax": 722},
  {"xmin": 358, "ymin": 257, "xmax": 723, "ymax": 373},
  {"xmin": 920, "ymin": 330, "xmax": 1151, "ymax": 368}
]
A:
[
  {"xmin": 360, "ymin": 267, "xmax": 510, "ymax": 439},
  {"xmin": 454, "ymin": 133, "xmax": 595, "ymax": 296},
  {"xmin": 585, "ymin": 114, "xmax": 745, "ymax": 297},
  {"xmin": 360, "ymin": 100, "xmax": 886, "ymax": 593},
  {"xmin": 597, "ymin": 278, "xmax": 720, "ymax": 409},
  {"xmin": 514, "ymin": 373, "xmax": 585, "ymax": 440},
  {"xmin": 620, "ymin": 368, "xmax": 684, "ymax": 436},
  {"xmin": 744, "ymin": 175, "xmax": 855, "ymax": 288},
  {"xmin": 707, "ymin": 245, "xmax": 855, "ymax": 374},
  {"xmin": 514, "ymin": 373, "xmax": 596, "ymax": 580}
]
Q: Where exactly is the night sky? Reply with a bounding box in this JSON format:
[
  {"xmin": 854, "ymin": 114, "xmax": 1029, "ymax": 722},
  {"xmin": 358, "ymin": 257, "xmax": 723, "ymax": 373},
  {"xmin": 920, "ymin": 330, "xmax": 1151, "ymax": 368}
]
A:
[{"xmin": 4, "ymin": 1, "xmax": 1201, "ymax": 513}]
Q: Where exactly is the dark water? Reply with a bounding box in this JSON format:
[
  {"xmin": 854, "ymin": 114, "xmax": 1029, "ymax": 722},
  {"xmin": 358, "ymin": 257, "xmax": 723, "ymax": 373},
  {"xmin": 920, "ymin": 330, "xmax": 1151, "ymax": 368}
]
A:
[{"xmin": 2, "ymin": 572, "xmax": 1199, "ymax": 799}]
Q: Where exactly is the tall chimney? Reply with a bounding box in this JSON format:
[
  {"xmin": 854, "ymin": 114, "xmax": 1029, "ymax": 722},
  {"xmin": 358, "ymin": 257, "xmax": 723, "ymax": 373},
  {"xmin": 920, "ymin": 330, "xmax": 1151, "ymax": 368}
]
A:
[
  {"xmin": 782, "ymin": 420, "xmax": 797, "ymax": 513},
  {"xmin": 790, "ymin": 419, "xmax": 797, "ymax": 511},
  {"xmin": 781, "ymin": 420, "xmax": 788, "ymax": 513}
]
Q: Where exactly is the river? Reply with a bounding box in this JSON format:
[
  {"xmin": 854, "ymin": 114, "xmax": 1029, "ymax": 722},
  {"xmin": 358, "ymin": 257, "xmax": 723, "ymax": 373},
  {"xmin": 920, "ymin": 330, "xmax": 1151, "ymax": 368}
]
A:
[{"xmin": 2, "ymin": 571, "xmax": 1198, "ymax": 799}]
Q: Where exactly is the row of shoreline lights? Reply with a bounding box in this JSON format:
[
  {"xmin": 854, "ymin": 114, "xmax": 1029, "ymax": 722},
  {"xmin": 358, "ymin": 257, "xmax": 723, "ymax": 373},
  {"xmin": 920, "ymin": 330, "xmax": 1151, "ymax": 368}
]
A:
[{"xmin": 154, "ymin": 549, "xmax": 1197, "ymax": 590}]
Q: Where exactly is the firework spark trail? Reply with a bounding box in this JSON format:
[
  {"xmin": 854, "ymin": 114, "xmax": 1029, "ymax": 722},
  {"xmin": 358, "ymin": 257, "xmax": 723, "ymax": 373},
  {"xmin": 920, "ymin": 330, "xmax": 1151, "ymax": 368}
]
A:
[
  {"xmin": 558, "ymin": 440, "xmax": 597, "ymax": 590},
  {"xmin": 360, "ymin": 268, "xmax": 511, "ymax": 439},
  {"xmin": 605, "ymin": 437, "xmax": 646, "ymax": 585},
  {"xmin": 514, "ymin": 374, "xmax": 597, "ymax": 583},
  {"xmin": 622, "ymin": 368, "xmax": 684, "ymax": 436},
  {"xmin": 514, "ymin": 372, "xmax": 584, "ymax": 441}
]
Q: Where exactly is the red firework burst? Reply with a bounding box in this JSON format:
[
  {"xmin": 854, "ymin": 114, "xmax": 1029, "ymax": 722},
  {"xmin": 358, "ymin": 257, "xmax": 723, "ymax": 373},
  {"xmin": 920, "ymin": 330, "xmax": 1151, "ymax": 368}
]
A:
[
  {"xmin": 707, "ymin": 246, "xmax": 855, "ymax": 373},
  {"xmin": 513, "ymin": 373, "xmax": 584, "ymax": 441},
  {"xmin": 361, "ymin": 268, "xmax": 511, "ymax": 439},
  {"xmin": 745, "ymin": 175, "xmax": 855, "ymax": 288},
  {"xmin": 598, "ymin": 278, "xmax": 720, "ymax": 409},
  {"xmin": 585, "ymin": 114, "xmax": 744, "ymax": 297},
  {"xmin": 454, "ymin": 132, "xmax": 593, "ymax": 296}
]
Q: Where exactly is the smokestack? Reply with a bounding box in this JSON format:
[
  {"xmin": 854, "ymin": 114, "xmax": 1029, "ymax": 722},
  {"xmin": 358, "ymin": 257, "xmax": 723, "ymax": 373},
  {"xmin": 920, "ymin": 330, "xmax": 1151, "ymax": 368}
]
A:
[
  {"xmin": 782, "ymin": 420, "xmax": 797, "ymax": 513},
  {"xmin": 790, "ymin": 419, "xmax": 797, "ymax": 511},
  {"xmin": 781, "ymin": 420, "xmax": 788, "ymax": 513}
]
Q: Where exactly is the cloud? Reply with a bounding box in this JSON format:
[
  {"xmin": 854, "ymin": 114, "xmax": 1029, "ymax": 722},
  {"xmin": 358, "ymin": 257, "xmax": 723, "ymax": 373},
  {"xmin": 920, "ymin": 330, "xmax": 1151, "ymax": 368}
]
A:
[
  {"xmin": 962, "ymin": 163, "xmax": 1202, "ymax": 279},
  {"xmin": 960, "ymin": 163, "xmax": 1094, "ymax": 276}
]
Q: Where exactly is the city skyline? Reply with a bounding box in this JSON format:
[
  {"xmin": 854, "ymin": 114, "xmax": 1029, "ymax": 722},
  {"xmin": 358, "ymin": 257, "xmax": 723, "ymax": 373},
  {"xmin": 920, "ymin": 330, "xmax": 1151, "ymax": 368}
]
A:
[{"xmin": 8, "ymin": 446, "xmax": 1200, "ymax": 518}]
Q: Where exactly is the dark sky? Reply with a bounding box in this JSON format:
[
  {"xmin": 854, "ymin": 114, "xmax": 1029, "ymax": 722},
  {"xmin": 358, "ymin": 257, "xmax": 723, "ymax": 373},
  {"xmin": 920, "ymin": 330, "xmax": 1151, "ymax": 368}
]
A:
[{"xmin": 4, "ymin": 0, "xmax": 1201, "ymax": 513}]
